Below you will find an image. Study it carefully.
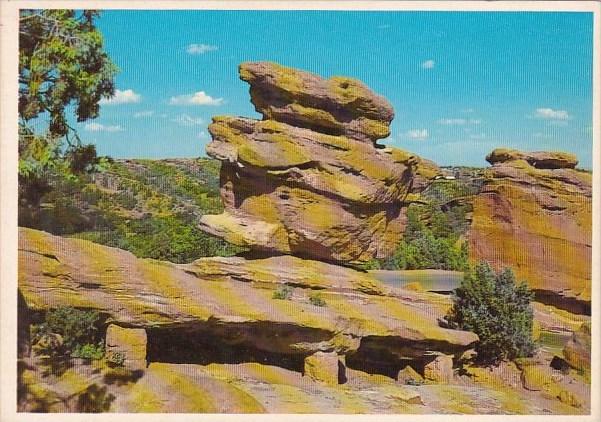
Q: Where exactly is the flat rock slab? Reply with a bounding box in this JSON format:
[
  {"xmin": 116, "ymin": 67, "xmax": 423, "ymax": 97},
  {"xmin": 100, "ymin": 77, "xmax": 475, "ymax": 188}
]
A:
[{"xmin": 19, "ymin": 227, "xmax": 477, "ymax": 362}]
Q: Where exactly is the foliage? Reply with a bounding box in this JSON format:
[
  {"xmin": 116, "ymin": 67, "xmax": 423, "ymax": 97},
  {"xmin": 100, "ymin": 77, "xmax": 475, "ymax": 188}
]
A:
[
  {"xmin": 444, "ymin": 262, "xmax": 536, "ymax": 364},
  {"xmin": 380, "ymin": 206, "xmax": 469, "ymax": 271},
  {"xmin": 355, "ymin": 259, "xmax": 382, "ymax": 271},
  {"xmin": 18, "ymin": 9, "xmax": 117, "ymax": 210},
  {"xmin": 72, "ymin": 342, "xmax": 105, "ymax": 360},
  {"xmin": 421, "ymin": 178, "xmax": 482, "ymax": 205},
  {"xmin": 272, "ymin": 285, "xmax": 293, "ymax": 300},
  {"xmin": 32, "ymin": 307, "xmax": 103, "ymax": 358},
  {"xmin": 19, "ymin": 9, "xmax": 117, "ymax": 137},
  {"xmin": 105, "ymin": 351, "xmax": 125, "ymax": 367},
  {"xmin": 20, "ymin": 159, "xmax": 245, "ymax": 263},
  {"xmin": 308, "ymin": 293, "xmax": 327, "ymax": 307}
]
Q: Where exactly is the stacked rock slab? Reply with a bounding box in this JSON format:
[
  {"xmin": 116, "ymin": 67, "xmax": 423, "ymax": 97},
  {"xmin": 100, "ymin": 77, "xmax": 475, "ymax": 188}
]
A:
[
  {"xmin": 200, "ymin": 61, "xmax": 425, "ymax": 264},
  {"xmin": 19, "ymin": 227, "xmax": 478, "ymax": 373},
  {"xmin": 468, "ymin": 148, "xmax": 591, "ymax": 314}
]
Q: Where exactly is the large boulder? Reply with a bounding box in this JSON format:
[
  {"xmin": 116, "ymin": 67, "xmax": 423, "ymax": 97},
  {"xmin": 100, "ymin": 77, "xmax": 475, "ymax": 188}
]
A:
[
  {"xmin": 18, "ymin": 227, "xmax": 477, "ymax": 370},
  {"xmin": 563, "ymin": 322, "xmax": 591, "ymax": 372},
  {"xmin": 468, "ymin": 149, "xmax": 591, "ymax": 314},
  {"xmin": 200, "ymin": 62, "xmax": 434, "ymax": 265},
  {"xmin": 239, "ymin": 61, "xmax": 394, "ymax": 143}
]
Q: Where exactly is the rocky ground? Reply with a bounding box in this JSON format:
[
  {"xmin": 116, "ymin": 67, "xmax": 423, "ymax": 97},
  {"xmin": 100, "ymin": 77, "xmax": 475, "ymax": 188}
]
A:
[
  {"xmin": 17, "ymin": 61, "xmax": 592, "ymax": 414},
  {"xmin": 17, "ymin": 227, "xmax": 591, "ymax": 414},
  {"xmin": 18, "ymin": 330, "xmax": 590, "ymax": 414}
]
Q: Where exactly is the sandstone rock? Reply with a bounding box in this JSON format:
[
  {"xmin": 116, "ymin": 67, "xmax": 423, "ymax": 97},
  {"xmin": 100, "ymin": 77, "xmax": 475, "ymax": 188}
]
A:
[
  {"xmin": 563, "ymin": 322, "xmax": 591, "ymax": 372},
  {"xmin": 423, "ymin": 354, "xmax": 453, "ymax": 384},
  {"xmin": 385, "ymin": 388, "xmax": 423, "ymax": 405},
  {"xmin": 19, "ymin": 228, "xmax": 477, "ymax": 370},
  {"xmin": 469, "ymin": 149, "xmax": 591, "ymax": 314},
  {"xmin": 557, "ymin": 389, "xmax": 583, "ymax": 408},
  {"xmin": 105, "ymin": 324, "xmax": 147, "ymax": 371},
  {"xmin": 397, "ymin": 365, "xmax": 423, "ymax": 385},
  {"xmin": 520, "ymin": 366, "xmax": 553, "ymax": 391},
  {"xmin": 200, "ymin": 62, "xmax": 435, "ymax": 265},
  {"xmin": 486, "ymin": 148, "xmax": 578, "ymax": 169},
  {"xmin": 304, "ymin": 351, "xmax": 345, "ymax": 385},
  {"xmin": 239, "ymin": 61, "xmax": 394, "ymax": 143},
  {"xmin": 459, "ymin": 349, "xmax": 477, "ymax": 363}
]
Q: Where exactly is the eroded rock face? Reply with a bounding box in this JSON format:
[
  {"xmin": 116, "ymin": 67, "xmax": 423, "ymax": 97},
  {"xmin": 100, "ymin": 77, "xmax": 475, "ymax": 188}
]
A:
[
  {"xmin": 19, "ymin": 228, "xmax": 477, "ymax": 369},
  {"xmin": 200, "ymin": 62, "xmax": 432, "ymax": 264},
  {"xmin": 468, "ymin": 149, "xmax": 591, "ymax": 314}
]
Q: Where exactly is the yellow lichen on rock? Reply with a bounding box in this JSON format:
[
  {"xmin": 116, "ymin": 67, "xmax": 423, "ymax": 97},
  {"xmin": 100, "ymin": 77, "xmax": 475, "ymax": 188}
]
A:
[{"xmin": 304, "ymin": 352, "xmax": 344, "ymax": 385}]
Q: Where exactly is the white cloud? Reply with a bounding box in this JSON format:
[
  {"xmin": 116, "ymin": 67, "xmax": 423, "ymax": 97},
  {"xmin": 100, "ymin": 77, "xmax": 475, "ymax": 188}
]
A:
[
  {"xmin": 171, "ymin": 114, "xmax": 204, "ymax": 126},
  {"xmin": 100, "ymin": 89, "xmax": 141, "ymax": 105},
  {"xmin": 186, "ymin": 44, "xmax": 218, "ymax": 55},
  {"xmin": 406, "ymin": 129, "xmax": 429, "ymax": 140},
  {"xmin": 134, "ymin": 110, "xmax": 154, "ymax": 118},
  {"xmin": 421, "ymin": 59, "xmax": 435, "ymax": 69},
  {"xmin": 84, "ymin": 122, "xmax": 124, "ymax": 132},
  {"xmin": 438, "ymin": 118, "xmax": 481, "ymax": 125},
  {"xmin": 169, "ymin": 91, "xmax": 224, "ymax": 106},
  {"xmin": 534, "ymin": 108, "xmax": 570, "ymax": 120},
  {"xmin": 439, "ymin": 118, "xmax": 466, "ymax": 125}
]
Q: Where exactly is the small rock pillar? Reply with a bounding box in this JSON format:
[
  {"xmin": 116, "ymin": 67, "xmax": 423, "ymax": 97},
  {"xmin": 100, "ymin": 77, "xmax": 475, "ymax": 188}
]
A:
[
  {"xmin": 304, "ymin": 351, "xmax": 346, "ymax": 385},
  {"xmin": 105, "ymin": 324, "xmax": 147, "ymax": 371}
]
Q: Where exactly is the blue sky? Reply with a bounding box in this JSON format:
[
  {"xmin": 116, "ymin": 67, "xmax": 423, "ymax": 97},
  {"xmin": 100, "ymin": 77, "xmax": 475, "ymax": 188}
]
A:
[{"xmin": 74, "ymin": 10, "xmax": 594, "ymax": 168}]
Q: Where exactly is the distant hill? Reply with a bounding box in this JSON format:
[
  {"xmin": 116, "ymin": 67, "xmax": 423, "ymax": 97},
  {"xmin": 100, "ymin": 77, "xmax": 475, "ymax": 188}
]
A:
[{"xmin": 19, "ymin": 158, "xmax": 244, "ymax": 263}]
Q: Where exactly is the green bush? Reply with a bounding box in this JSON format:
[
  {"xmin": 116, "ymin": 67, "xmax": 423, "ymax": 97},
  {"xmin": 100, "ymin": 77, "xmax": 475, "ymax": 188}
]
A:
[
  {"xmin": 308, "ymin": 293, "xmax": 327, "ymax": 307},
  {"xmin": 444, "ymin": 262, "xmax": 536, "ymax": 364},
  {"xmin": 105, "ymin": 350, "xmax": 125, "ymax": 367},
  {"xmin": 32, "ymin": 307, "xmax": 102, "ymax": 357},
  {"xmin": 272, "ymin": 285, "xmax": 293, "ymax": 300},
  {"xmin": 72, "ymin": 342, "xmax": 105, "ymax": 360},
  {"xmin": 380, "ymin": 206, "xmax": 469, "ymax": 271}
]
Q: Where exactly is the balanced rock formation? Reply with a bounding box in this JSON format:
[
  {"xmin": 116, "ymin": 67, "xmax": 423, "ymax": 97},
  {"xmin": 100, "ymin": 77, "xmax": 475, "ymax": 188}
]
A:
[
  {"xmin": 19, "ymin": 227, "xmax": 477, "ymax": 370},
  {"xmin": 200, "ymin": 61, "xmax": 431, "ymax": 264},
  {"xmin": 468, "ymin": 148, "xmax": 591, "ymax": 313}
]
